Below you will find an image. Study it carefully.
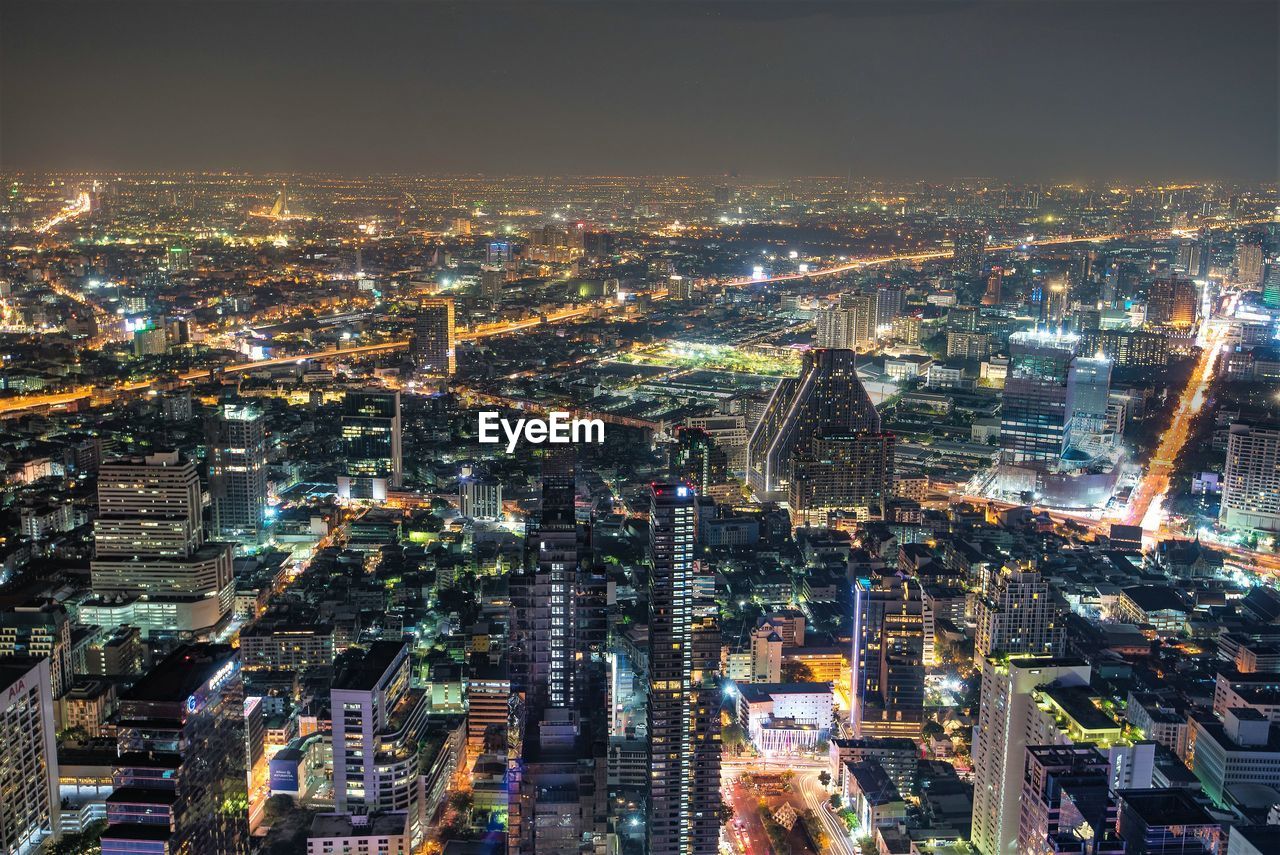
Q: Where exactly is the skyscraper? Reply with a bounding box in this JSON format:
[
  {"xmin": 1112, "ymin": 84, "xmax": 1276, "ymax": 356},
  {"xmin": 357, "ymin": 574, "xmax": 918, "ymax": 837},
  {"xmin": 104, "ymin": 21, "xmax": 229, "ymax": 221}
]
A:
[
  {"xmin": 331, "ymin": 641, "xmax": 430, "ymax": 844},
  {"xmin": 789, "ymin": 431, "xmax": 895, "ymax": 526},
  {"xmin": 89, "ymin": 451, "xmax": 234, "ymax": 637},
  {"xmin": 875, "ymin": 284, "xmax": 905, "ymax": 328},
  {"xmin": 973, "ymin": 562, "xmax": 1063, "ymax": 662},
  {"xmin": 747, "ymin": 349, "xmax": 881, "ymax": 498},
  {"xmin": 0, "ymin": 657, "xmax": 59, "ymax": 855},
  {"xmin": 953, "ymin": 229, "xmax": 986, "ymax": 276},
  {"xmin": 101, "ymin": 644, "xmax": 248, "ymax": 855},
  {"xmin": 970, "ymin": 656, "xmax": 1090, "ymax": 855},
  {"xmin": 1236, "ymin": 239, "xmax": 1264, "ymax": 286},
  {"xmin": 671, "ymin": 426, "xmax": 728, "ymax": 493},
  {"xmin": 508, "ymin": 452, "xmax": 607, "ymax": 853},
  {"xmin": 1065, "ymin": 353, "xmax": 1113, "ymax": 457},
  {"xmin": 1220, "ymin": 421, "xmax": 1280, "ymax": 533},
  {"xmin": 411, "ymin": 296, "xmax": 456, "ymax": 376},
  {"xmin": 852, "ymin": 572, "xmax": 925, "ymax": 740},
  {"xmin": 999, "ymin": 330, "xmax": 1078, "ymax": 466},
  {"xmin": 1145, "ymin": 276, "xmax": 1197, "ymax": 329},
  {"xmin": 209, "ymin": 403, "xmax": 268, "ymax": 542},
  {"xmin": 337, "ymin": 389, "xmax": 402, "ymax": 501},
  {"xmin": 1017, "ymin": 746, "xmax": 1120, "ymax": 855},
  {"xmin": 647, "ymin": 483, "xmax": 720, "ymax": 855}
]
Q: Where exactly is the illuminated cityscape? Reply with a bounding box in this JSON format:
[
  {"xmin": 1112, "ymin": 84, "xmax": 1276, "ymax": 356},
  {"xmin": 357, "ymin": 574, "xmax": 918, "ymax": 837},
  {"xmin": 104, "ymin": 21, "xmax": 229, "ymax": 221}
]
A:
[{"xmin": 1, "ymin": 1, "xmax": 1279, "ymax": 855}]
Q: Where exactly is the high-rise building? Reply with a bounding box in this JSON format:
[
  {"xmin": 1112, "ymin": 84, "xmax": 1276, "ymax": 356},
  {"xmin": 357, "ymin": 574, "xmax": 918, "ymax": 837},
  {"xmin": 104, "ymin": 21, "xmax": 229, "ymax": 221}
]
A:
[
  {"xmin": 331, "ymin": 641, "xmax": 429, "ymax": 845},
  {"xmin": 508, "ymin": 452, "xmax": 608, "ymax": 853},
  {"xmin": 101, "ymin": 644, "xmax": 248, "ymax": 855},
  {"xmin": 875, "ymin": 285, "xmax": 905, "ymax": 328},
  {"xmin": 973, "ymin": 562, "xmax": 1063, "ymax": 662},
  {"xmin": 1221, "ymin": 421, "xmax": 1280, "ymax": 533},
  {"xmin": 671, "ymin": 427, "xmax": 728, "ymax": 493},
  {"xmin": 337, "ymin": 390, "xmax": 402, "ymax": 501},
  {"xmin": 1262, "ymin": 259, "xmax": 1280, "ymax": 309},
  {"xmin": 0, "ymin": 657, "xmax": 59, "ymax": 855},
  {"xmin": 1236, "ymin": 239, "xmax": 1264, "ymax": 286},
  {"xmin": 209, "ymin": 403, "xmax": 268, "ymax": 542},
  {"xmin": 852, "ymin": 572, "xmax": 925, "ymax": 740},
  {"xmin": 89, "ymin": 451, "xmax": 234, "ymax": 637},
  {"xmin": 953, "ymin": 229, "xmax": 986, "ymax": 276},
  {"xmin": 982, "ymin": 267, "xmax": 1005, "ymax": 306},
  {"xmin": 1065, "ymin": 353, "xmax": 1114, "ymax": 457},
  {"xmin": 1043, "ymin": 273, "xmax": 1070, "ymax": 324},
  {"xmin": 1145, "ymin": 276, "xmax": 1197, "ymax": 329},
  {"xmin": 970, "ymin": 656, "xmax": 1090, "ymax": 855},
  {"xmin": 789, "ymin": 432, "xmax": 895, "ymax": 526},
  {"xmin": 1079, "ymin": 329, "xmax": 1170, "ymax": 370},
  {"xmin": 1176, "ymin": 240, "xmax": 1205, "ymax": 278},
  {"xmin": 1018, "ymin": 746, "xmax": 1121, "ymax": 855},
  {"xmin": 1000, "ymin": 331, "xmax": 1078, "ymax": 466},
  {"xmin": 411, "ymin": 297, "xmax": 456, "ymax": 376},
  {"xmin": 459, "ymin": 467, "xmax": 502, "ymax": 520},
  {"xmin": 647, "ymin": 484, "xmax": 721, "ymax": 855},
  {"xmin": 0, "ymin": 602, "xmax": 73, "ymax": 699},
  {"xmin": 747, "ymin": 349, "xmax": 880, "ymax": 498},
  {"xmin": 481, "ymin": 268, "xmax": 506, "ymax": 303}
]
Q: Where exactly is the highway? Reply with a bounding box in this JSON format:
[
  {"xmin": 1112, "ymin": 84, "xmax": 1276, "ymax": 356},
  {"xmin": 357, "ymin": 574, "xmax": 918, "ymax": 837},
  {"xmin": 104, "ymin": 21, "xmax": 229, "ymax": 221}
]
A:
[{"xmin": 3, "ymin": 216, "xmax": 1265, "ymax": 421}]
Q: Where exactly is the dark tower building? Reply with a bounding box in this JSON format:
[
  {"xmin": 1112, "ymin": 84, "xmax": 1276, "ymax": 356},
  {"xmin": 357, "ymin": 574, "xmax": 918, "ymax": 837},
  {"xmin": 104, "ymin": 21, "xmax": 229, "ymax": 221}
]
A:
[
  {"xmin": 208, "ymin": 403, "xmax": 268, "ymax": 543},
  {"xmin": 852, "ymin": 572, "xmax": 925, "ymax": 740},
  {"xmin": 647, "ymin": 483, "xmax": 721, "ymax": 855},
  {"xmin": 671, "ymin": 426, "xmax": 728, "ymax": 493},
  {"xmin": 508, "ymin": 451, "xmax": 607, "ymax": 853},
  {"xmin": 337, "ymin": 389, "xmax": 402, "ymax": 500},
  {"xmin": 411, "ymin": 297, "xmax": 456, "ymax": 376},
  {"xmin": 100, "ymin": 644, "xmax": 248, "ymax": 855},
  {"xmin": 747, "ymin": 349, "xmax": 880, "ymax": 498},
  {"xmin": 789, "ymin": 431, "xmax": 896, "ymax": 526}
]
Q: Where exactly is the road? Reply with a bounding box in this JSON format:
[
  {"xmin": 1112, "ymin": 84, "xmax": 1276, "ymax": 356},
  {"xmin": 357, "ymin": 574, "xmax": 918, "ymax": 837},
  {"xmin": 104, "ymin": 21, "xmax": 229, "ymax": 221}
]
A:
[
  {"xmin": 4, "ymin": 215, "xmax": 1265, "ymax": 421},
  {"xmin": 722, "ymin": 757, "xmax": 856, "ymax": 855}
]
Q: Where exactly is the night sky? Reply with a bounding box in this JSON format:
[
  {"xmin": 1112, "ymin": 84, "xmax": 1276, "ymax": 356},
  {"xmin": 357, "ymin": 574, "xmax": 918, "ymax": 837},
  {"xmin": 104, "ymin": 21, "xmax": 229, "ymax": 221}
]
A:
[{"xmin": 1, "ymin": 1, "xmax": 1276, "ymax": 180}]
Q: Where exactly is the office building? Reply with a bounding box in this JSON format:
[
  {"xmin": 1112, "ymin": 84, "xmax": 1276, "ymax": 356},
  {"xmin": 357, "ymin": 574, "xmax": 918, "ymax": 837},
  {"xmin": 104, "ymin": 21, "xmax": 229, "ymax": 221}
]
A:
[
  {"xmin": 459, "ymin": 467, "xmax": 502, "ymax": 521},
  {"xmin": 1018, "ymin": 745, "xmax": 1120, "ymax": 855},
  {"xmin": 817, "ymin": 296, "xmax": 876, "ymax": 350},
  {"xmin": 789, "ymin": 432, "xmax": 895, "ymax": 525},
  {"xmin": 1079, "ymin": 329, "xmax": 1169, "ymax": 370},
  {"xmin": 971, "ymin": 656, "xmax": 1090, "ymax": 855},
  {"xmin": 875, "ymin": 285, "xmax": 905, "ymax": 327},
  {"xmin": 1221, "ymin": 421, "xmax": 1280, "ymax": 533},
  {"xmin": 1146, "ymin": 276, "xmax": 1197, "ymax": 329},
  {"xmin": 0, "ymin": 601, "xmax": 73, "ymax": 699},
  {"xmin": 1000, "ymin": 330, "xmax": 1078, "ymax": 466},
  {"xmin": 101, "ymin": 644, "xmax": 248, "ymax": 855},
  {"xmin": 1186, "ymin": 709, "xmax": 1280, "ymax": 808},
  {"xmin": 671, "ymin": 426, "xmax": 728, "ymax": 493},
  {"xmin": 411, "ymin": 297, "xmax": 456, "ymax": 376},
  {"xmin": 508, "ymin": 453, "xmax": 608, "ymax": 854},
  {"xmin": 747, "ymin": 349, "xmax": 881, "ymax": 498},
  {"xmin": 209, "ymin": 403, "xmax": 269, "ymax": 542},
  {"xmin": 852, "ymin": 573, "xmax": 925, "ymax": 740},
  {"xmin": 0, "ymin": 657, "xmax": 59, "ymax": 855},
  {"xmin": 1236, "ymin": 240, "xmax": 1264, "ymax": 286},
  {"xmin": 647, "ymin": 484, "xmax": 720, "ymax": 855},
  {"xmin": 89, "ymin": 452, "xmax": 234, "ymax": 637},
  {"xmin": 973, "ymin": 562, "xmax": 1063, "ymax": 661},
  {"xmin": 1065, "ymin": 354, "xmax": 1113, "ymax": 457},
  {"xmin": 1114, "ymin": 789, "xmax": 1220, "ymax": 855},
  {"xmin": 331, "ymin": 641, "xmax": 430, "ymax": 844},
  {"xmin": 337, "ymin": 389, "xmax": 402, "ymax": 501}
]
